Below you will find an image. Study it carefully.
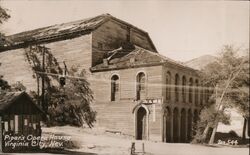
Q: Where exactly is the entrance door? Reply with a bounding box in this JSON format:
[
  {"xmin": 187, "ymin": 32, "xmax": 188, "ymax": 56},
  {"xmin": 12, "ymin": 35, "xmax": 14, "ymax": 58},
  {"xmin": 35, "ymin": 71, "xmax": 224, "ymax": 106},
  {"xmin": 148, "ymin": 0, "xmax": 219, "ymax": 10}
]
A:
[{"xmin": 136, "ymin": 107, "xmax": 147, "ymax": 140}]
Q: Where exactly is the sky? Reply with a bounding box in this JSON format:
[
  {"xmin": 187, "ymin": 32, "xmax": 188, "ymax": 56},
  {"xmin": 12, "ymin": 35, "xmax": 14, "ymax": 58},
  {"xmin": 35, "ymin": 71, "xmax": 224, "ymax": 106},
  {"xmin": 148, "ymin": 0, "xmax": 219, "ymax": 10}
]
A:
[{"xmin": 0, "ymin": 0, "xmax": 249, "ymax": 62}]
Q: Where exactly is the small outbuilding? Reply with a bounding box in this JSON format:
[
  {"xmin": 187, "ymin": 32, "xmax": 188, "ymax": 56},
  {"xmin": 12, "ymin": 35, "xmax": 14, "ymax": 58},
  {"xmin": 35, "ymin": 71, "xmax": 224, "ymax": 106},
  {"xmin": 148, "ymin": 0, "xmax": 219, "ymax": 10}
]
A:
[{"xmin": 0, "ymin": 91, "xmax": 43, "ymax": 153}]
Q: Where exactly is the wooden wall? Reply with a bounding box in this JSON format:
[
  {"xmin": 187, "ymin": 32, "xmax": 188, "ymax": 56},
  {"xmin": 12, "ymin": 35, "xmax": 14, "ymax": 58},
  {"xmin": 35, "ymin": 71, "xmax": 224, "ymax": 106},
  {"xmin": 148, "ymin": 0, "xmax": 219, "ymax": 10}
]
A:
[
  {"xmin": 92, "ymin": 20, "xmax": 156, "ymax": 66},
  {"xmin": 0, "ymin": 48, "xmax": 37, "ymax": 91},
  {"xmin": 0, "ymin": 34, "xmax": 92, "ymax": 91},
  {"xmin": 43, "ymin": 34, "xmax": 92, "ymax": 73}
]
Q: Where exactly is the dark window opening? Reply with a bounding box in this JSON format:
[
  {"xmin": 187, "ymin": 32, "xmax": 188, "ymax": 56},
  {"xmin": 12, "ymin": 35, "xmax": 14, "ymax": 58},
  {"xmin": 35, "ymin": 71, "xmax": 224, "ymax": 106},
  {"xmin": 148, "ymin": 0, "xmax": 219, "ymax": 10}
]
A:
[
  {"xmin": 111, "ymin": 75, "xmax": 119, "ymax": 101},
  {"xmin": 137, "ymin": 72, "xmax": 146, "ymax": 100},
  {"xmin": 175, "ymin": 74, "xmax": 180, "ymax": 102},
  {"xmin": 166, "ymin": 72, "xmax": 171, "ymax": 101}
]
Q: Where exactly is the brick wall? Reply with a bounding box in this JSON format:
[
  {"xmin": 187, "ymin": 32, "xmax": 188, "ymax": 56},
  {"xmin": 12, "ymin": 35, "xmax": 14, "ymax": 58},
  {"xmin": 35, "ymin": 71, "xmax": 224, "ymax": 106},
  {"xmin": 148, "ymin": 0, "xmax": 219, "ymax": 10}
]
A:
[
  {"xmin": 91, "ymin": 65, "xmax": 163, "ymax": 102},
  {"xmin": 90, "ymin": 65, "xmax": 163, "ymax": 139}
]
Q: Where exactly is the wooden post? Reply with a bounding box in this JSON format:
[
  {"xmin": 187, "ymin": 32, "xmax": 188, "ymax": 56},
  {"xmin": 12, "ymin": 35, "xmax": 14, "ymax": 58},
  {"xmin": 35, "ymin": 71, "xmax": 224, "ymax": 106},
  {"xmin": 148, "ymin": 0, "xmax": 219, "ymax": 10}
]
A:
[
  {"xmin": 142, "ymin": 143, "xmax": 145, "ymax": 155},
  {"xmin": 0, "ymin": 116, "xmax": 2, "ymax": 152},
  {"xmin": 41, "ymin": 46, "xmax": 46, "ymax": 112}
]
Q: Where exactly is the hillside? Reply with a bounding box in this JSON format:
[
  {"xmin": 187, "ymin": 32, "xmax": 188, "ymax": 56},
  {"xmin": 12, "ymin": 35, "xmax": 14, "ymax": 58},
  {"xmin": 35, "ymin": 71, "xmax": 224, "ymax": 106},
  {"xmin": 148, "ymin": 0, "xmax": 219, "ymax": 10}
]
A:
[{"xmin": 184, "ymin": 55, "xmax": 217, "ymax": 70}]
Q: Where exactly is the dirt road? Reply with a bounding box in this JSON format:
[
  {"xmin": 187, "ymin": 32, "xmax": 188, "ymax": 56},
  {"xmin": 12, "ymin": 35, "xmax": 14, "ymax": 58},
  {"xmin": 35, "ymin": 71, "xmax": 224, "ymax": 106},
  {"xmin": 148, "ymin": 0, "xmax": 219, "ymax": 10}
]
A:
[{"xmin": 1, "ymin": 126, "xmax": 248, "ymax": 155}]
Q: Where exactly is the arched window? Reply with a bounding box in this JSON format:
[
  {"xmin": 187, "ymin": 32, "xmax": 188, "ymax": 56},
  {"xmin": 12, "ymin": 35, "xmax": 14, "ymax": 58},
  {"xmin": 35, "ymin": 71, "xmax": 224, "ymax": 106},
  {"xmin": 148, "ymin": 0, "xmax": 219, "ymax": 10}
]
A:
[
  {"xmin": 182, "ymin": 76, "xmax": 186, "ymax": 103},
  {"xmin": 136, "ymin": 72, "xmax": 146, "ymax": 100},
  {"xmin": 189, "ymin": 78, "xmax": 193, "ymax": 103},
  {"xmin": 166, "ymin": 72, "xmax": 171, "ymax": 101},
  {"xmin": 195, "ymin": 79, "xmax": 199, "ymax": 105},
  {"xmin": 111, "ymin": 75, "xmax": 119, "ymax": 101},
  {"xmin": 175, "ymin": 74, "xmax": 180, "ymax": 102}
]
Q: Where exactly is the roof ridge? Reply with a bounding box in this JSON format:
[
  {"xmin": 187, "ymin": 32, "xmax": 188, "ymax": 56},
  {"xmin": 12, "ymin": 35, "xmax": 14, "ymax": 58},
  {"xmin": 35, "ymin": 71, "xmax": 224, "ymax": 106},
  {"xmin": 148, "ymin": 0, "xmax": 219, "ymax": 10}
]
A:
[
  {"xmin": 3, "ymin": 13, "xmax": 157, "ymax": 52},
  {"xmin": 7, "ymin": 14, "xmax": 109, "ymax": 37},
  {"xmin": 6, "ymin": 13, "xmax": 150, "ymax": 39},
  {"xmin": 134, "ymin": 46, "xmax": 197, "ymax": 71}
]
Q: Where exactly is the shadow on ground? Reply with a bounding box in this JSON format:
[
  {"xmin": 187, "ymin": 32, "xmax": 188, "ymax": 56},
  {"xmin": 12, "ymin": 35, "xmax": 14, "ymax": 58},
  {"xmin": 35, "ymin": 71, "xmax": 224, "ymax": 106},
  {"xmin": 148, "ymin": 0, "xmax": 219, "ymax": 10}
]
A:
[{"xmin": 42, "ymin": 149, "xmax": 98, "ymax": 155}]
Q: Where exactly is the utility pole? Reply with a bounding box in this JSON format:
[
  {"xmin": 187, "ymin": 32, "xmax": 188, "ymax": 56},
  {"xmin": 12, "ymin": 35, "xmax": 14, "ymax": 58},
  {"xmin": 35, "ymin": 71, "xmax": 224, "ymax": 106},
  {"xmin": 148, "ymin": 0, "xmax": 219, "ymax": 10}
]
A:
[{"xmin": 58, "ymin": 61, "xmax": 67, "ymax": 104}]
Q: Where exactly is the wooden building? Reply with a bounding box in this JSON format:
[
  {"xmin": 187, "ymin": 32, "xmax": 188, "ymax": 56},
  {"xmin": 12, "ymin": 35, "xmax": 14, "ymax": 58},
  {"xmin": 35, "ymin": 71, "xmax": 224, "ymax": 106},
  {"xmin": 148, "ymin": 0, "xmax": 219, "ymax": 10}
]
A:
[
  {"xmin": 0, "ymin": 91, "xmax": 43, "ymax": 152},
  {"xmin": 0, "ymin": 14, "xmax": 210, "ymax": 143}
]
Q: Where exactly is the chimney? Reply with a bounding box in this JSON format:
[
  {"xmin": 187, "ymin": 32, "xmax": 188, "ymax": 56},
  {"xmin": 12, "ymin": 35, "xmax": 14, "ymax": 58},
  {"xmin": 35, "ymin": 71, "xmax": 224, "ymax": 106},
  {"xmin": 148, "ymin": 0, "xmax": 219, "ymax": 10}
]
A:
[
  {"xmin": 103, "ymin": 58, "xmax": 109, "ymax": 66},
  {"xmin": 130, "ymin": 57, "xmax": 135, "ymax": 64}
]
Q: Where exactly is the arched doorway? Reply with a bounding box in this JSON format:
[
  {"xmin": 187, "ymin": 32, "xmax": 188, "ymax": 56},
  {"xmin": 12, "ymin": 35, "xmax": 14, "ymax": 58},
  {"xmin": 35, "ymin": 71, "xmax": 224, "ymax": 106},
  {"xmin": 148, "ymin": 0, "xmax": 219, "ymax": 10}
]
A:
[
  {"xmin": 187, "ymin": 109, "xmax": 192, "ymax": 142},
  {"xmin": 180, "ymin": 108, "xmax": 186, "ymax": 143},
  {"xmin": 136, "ymin": 107, "xmax": 147, "ymax": 140},
  {"xmin": 173, "ymin": 108, "xmax": 179, "ymax": 143},
  {"xmin": 164, "ymin": 107, "xmax": 171, "ymax": 142}
]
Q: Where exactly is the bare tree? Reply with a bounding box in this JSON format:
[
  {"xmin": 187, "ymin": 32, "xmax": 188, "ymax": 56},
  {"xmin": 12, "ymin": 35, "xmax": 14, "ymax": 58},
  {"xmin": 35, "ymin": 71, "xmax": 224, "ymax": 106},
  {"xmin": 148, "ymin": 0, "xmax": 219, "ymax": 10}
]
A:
[{"xmin": 196, "ymin": 45, "xmax": 249, "ymax": 144}]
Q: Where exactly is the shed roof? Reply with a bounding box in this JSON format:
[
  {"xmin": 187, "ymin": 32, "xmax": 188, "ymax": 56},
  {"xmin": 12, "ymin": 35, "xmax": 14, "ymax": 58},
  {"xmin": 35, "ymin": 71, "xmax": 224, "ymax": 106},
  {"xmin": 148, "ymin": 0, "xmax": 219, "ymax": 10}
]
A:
[
  {"xmin": 90, "ymin": 46, "xmax": 198, "ymax": 73},
  {"xmin": 0, "ymin": 91, "xmax": 43, "ymax": 114}
]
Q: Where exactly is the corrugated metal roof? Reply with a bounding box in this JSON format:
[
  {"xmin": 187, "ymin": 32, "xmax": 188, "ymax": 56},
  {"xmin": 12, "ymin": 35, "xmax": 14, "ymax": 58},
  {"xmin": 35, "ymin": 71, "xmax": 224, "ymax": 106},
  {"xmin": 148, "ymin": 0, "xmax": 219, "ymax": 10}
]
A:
[
  {"xmin": 7, "ymin": 14, "xmax": 109, "ymax": 45},
  {"xmin": 4, "ymin": 13, "xmax": 156, "ymax": 52}
]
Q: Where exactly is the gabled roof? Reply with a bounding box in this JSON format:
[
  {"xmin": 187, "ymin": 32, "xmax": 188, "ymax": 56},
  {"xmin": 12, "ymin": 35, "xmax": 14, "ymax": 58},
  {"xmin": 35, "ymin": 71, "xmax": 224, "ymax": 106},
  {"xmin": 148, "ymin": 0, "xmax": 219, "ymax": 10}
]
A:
[
  {"xmin": 0, "ymin": 91, "xmax": 43, "ymax": 114},
  {"xmin": 2, "ymin": 13, "xmax": 156, "ymax": 52},
  {"xmin": 0, "ymin": 91, "xmax": 22, "ymax": 112},
  {"xmin": 90, "ymin": 46, "xmax": 198, "ymax": 72}
]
